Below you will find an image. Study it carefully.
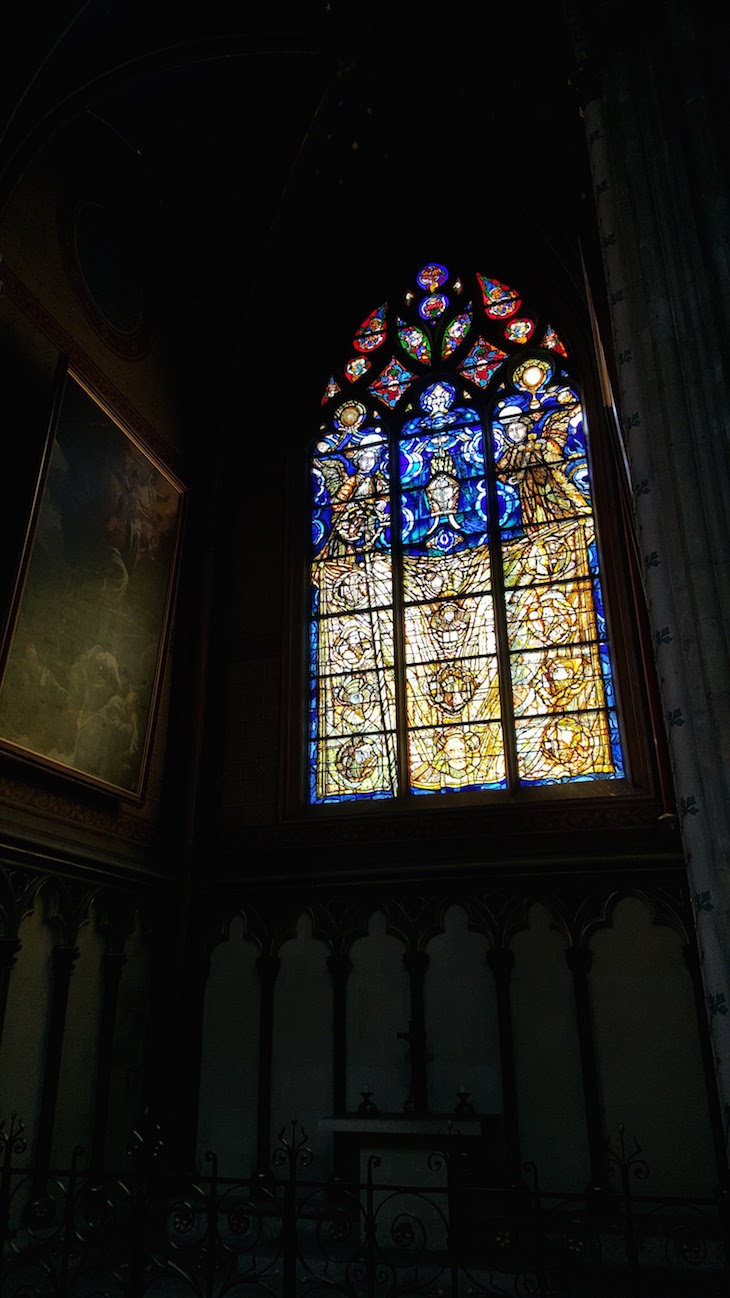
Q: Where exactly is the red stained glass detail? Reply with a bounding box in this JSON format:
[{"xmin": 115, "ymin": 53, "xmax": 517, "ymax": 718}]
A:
[
  {"xmin": 541, "ymin": 325, "xmax": 568, "ymax": 357},
  {"xmin": 476, "ymin": 274, "xmax": 521, "ymax": 319},
  {"xmin": 442, "ymin": 306, "xmax": 473, "ymax": 359},
  {"xmin": 458, "ymin": 337, "xmax": 509, "ymax": 388},
  {"xmin": 353, "ymin": 303, "xmax": 387, "ymax": 353},
  {"xmin": 504, "ymin": 318, "xmax": 535, "ymax": 345},
  {"xmin": 369, "ymin": 357, "xmax": 416, "ymax": 408},
  {"xmin": 322, "ymin": 375, "xmax": 340, "ymax": 404},
  {"xmin": 345, "ymin": 356, "xmax": 372, "ymax": 382}
]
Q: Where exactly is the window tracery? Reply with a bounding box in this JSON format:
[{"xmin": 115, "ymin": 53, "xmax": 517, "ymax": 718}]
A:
[{"xmin": 309, "ymin": 264, "xmax": 623, "ymax": 803}]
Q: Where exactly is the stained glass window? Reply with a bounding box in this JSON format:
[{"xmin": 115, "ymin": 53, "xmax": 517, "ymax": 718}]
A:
[
  {"xmin": 442, "ymin": 306, "xmax": 473, "ymax": 359},
  {"xmin": 459, "ymin": 339, "xmax": 509, "ymax": 388},
  {"xmin": 310, "ymin": 266, "xmax": 624, "ymax": 803},
  {"xmin": 322, "ymin": 375, "xmax": 340, "ymax": 404},
  {"xmin": 353, "ymin": 304, "xmax": 387, "ymax": 353},
  {"xmin": 541, "ymin": 324, "xmax": 568, "ymax": 357},
  {"xmin": 398, "ymin": 320, "xmax": 431, "ymax": 365},
  {"xmin": 476, "ymin": 274, "xmax": 521, "ymax": 319},
  {"xmin": 369, "ymin": 358, "xmax": 417, "ymax": 409},
  {"xmin": 504, "ymin": 317, "xmax": 535, "ymax": 345},
  {"xmin": 345, "ymin": 356, "xmax": 371, "ymax": 382}
]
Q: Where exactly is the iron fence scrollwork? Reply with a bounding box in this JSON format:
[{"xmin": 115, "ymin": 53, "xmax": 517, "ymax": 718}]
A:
[{"xmin": 0, "ymin": 1113, "xmax": 728, "ymax": 1296}]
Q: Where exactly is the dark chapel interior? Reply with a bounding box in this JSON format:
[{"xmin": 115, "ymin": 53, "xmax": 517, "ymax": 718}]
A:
[{"xmin": 0, "ymin": 0, "xmax": 729, "ymax": 1291}]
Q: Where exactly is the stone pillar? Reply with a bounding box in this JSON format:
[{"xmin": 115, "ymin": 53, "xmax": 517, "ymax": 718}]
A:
[
  {"xmin": 574, "ymin": 0, "xmax": 730, "ymax": 1146},
  {"xmin": 33, "ymin": 944, "xmax": 79, "ymax": 1185},
  {"xmin": 486, "ymin": 947, "xmax": 520, "ymax": 1184},
  {"xmin": 89, "ymin": 949, "xmax": 126, "ymax": 1174},
  {"xmin": 402, "ymin": 950, "xmax": 429, "ymax": 1115},
  {"xmin": 327, "ymin": 952, "xmax": 352, "ymax": 1117},
  {"xmin": 256, "ymin": 953, "xmax": 280, "ymax": 1173},
  {"xmin": 565, "ymin": 946, "xmax": 609, "ymax": 1193},
  {"xmin": 0, "ymin": 937, "xmax": 20, "ymax": 1057}
]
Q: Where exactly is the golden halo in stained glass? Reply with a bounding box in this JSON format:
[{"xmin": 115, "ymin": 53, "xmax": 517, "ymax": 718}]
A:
[
  {"xmin": 512, "ymin": 356, "xmax": 554, "ymax": 396},
  {"xmin": 334, "ymin": 400, "xmax": 367, "ymax": 432}
]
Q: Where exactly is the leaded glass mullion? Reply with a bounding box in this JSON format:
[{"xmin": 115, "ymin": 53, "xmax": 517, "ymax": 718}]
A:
[
  {"xmin": 389, "ymin": 417, "xmax": 409, "ymax": 799},
  {"xmin": 482, "ymin": 402, "xmax": 520, "ymax": 790}
]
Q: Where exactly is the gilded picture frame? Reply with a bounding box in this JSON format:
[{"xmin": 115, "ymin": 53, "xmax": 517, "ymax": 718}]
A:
[{"xmin": 0, "ymin": 362, "xmax": 186, "ymax": 800}]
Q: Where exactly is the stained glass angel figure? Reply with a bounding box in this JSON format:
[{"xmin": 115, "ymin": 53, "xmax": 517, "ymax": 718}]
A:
[
  {"xmin": 315, "ymin": 434, "xmax": 389, "ymax": 558},
  {"xmin": 496, "ymin": 407, "xmax": 591, "ymax": 538}
]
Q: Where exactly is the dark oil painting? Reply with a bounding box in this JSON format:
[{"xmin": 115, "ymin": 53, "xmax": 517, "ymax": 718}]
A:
[{"xmin": 0, "ymin": 369, "xmax": 185, "ymax": 797}]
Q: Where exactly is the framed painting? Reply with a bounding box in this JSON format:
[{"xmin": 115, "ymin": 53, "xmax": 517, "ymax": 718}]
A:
[{"xmin": 0, "ymin": 363, "xmax": 186, "ymax": 799}]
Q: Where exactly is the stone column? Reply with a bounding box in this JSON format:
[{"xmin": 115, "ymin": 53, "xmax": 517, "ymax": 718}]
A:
[
  {"xmin": 574, "ymin": 0, "xmax": 730, "ymax": 1144},
  {"xmin": 401, "ymin": 950, "xmax": 429, "ymax": 1115},
  {"xmin": 89, "ymin": 949, "xmax": 126, "ymax": 1174},
  {"xmin": 486, "ymin": 948, "xmax": 520, "ymax": 1183},
  {"xmin": 256, "ymin": 953, "xmax": 281, "ymax": 1173},
  {"xmin": 33, "ymin": 944, "xmax": 79, "ymax": 1185},
  {"xmin": 327, "ymin": 952, "xmax": 352, "ymax": 1117},
  {"xmin": 566, "ymin": 946, "xmax": 609, "ymax": 1193},
  {"xmin": 0, "ymin": 937, "xmax": 20, "ymax": 1057}
]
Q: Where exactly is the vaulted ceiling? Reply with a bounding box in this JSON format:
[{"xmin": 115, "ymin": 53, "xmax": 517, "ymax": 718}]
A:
[{"xmin": 1, "ymin": 1, "xmax": 592, "ymax": 413}]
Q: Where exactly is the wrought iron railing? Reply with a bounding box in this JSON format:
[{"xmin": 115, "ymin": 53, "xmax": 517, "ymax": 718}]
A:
[{"xmin": 1, "ymin": 1113, "xmax": 728, "ymax": 1296}]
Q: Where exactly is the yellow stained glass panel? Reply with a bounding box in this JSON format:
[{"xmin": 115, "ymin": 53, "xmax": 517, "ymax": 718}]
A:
[
  {"xmin": 515, "ymin": 711, "xmax": 613, "ymax": 782},
  {"xmin": 408, "ymin": 723, "xmax": 506, "ymax": 792}
]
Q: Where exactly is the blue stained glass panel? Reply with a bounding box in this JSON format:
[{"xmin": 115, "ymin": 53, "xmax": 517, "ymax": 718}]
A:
[
  {"xmin": 417, "ymin": 263, "xmax": 448, "ymax": 291},
  {"xmin": 599, "ymin": 644, "xmax": 616, "ymax": 707},
  {"xmin": 593, "ymin": 578, "xmax": 607, "ymax": 640},
  {"xmin": 587, "ymin": 537, "xmax": 600, "ymax": 576},
  {"xmin": 419, "ymin": 293, "xmax": 449, "ymax": 322},
  {"xmin": 401, "ymin": 513, "xmax": 489, "ymax": 554},
  {"xmin": 608, "ymin": 709, "xmax": 625, "ymax": 777},
  {"xmin": 314, "ymin": 423, "xmax": 387, "ymax": 458},
  {"xmin": 312, "ymin": 514, "xmax": 327, "ymax": 551},
  {"xmin": 400, "ymin": 431, "xmax": 485, "ymax": 485},
  {"xmin": 400, "ymin": 483, "xmax": 488, "ymax": 526},
  {"xmin": 495, "ymin": 480, "xmax": 521, "ymax": 533}
]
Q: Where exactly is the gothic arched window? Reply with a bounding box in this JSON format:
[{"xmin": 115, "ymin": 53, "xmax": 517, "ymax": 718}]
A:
[{"xmin": 309, "ymin": 263, "xmax": 624, "ymax": 804}]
